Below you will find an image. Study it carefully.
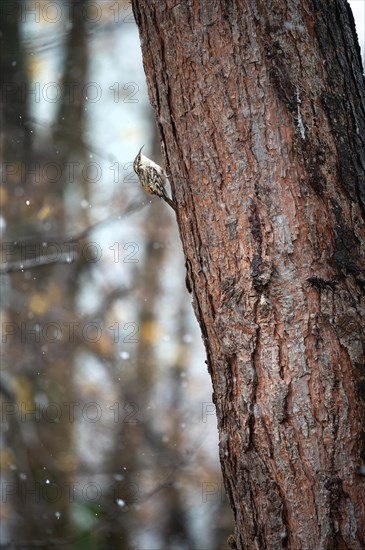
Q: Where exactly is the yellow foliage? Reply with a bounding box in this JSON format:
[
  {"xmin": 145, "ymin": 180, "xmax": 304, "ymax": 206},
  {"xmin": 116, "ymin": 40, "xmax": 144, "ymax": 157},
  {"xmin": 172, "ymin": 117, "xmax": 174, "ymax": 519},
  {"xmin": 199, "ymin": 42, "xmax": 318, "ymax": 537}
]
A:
[
  {"xmin": 0, "ymin": 448, "xmax": 15, "ymax": 470},
  {"xmin": 141, "ymin": 321, "xmax": 163, "ymax": 343},
  {"xmin": 90, "ymin": 332, "xmax": 115, "ymax": 359},
  {"xmin": 13, "ymin": 376, "xmax": 33, "ymax": 406},
  {"xmin": 28, "ymin": 282, "xmax": 63, "ymax": 315},
  {"xmin": 37, "ymin": 205, "xmax": 51, "ymax": 221},
  {"xmin": 0, "ymin": 186, "xmax": 8, "ymax": 206},
  {"xmin": 28, "ymin": 293, "xmax": 48, "ymax": 315}
]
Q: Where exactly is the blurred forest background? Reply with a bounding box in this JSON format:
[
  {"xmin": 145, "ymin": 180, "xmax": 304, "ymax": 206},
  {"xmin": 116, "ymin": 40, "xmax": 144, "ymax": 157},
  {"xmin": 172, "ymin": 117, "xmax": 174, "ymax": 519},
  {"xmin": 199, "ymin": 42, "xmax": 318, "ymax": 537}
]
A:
[{"xmin": 0, "ymin": 1, "xmax": 364, "ymax": 549}]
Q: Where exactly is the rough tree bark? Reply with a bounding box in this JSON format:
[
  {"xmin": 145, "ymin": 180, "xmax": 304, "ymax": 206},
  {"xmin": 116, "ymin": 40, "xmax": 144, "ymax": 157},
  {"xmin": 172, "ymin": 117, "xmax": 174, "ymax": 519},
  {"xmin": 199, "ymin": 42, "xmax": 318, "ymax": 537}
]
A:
[{"xmin": 132, "ymin": 1, "xmax": 365, "ymax": 548}]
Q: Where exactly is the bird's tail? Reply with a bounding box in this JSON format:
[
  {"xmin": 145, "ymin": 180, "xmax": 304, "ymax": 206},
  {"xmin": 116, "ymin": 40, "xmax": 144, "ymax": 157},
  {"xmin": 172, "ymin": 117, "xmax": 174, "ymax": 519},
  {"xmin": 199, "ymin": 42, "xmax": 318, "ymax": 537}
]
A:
[{"xmin": 162, "ymin": 191, "xmax": 177, "ymax": 212}]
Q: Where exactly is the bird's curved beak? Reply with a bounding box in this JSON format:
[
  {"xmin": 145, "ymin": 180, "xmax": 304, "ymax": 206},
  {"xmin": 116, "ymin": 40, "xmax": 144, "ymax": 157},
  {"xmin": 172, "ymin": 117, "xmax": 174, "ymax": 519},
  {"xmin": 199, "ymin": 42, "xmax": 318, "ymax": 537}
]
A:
[{"xmin": 138, "ymin": 145, "xmax": 144, "ymax": 157}]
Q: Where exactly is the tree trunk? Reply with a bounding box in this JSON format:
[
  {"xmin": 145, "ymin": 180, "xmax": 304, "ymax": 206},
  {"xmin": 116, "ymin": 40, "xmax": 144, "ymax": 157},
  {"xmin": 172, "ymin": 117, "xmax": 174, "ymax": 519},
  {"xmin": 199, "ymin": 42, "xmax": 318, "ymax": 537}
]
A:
[{"xmin": 132, "ymin": 1, "xmax": 365, "ymax": 548}]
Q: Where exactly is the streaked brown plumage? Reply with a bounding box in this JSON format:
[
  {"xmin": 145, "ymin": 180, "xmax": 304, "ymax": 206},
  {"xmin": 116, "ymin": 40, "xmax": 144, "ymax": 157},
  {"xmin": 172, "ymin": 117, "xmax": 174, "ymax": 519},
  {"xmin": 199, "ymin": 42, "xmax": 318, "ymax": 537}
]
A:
[{"xmin": 133, "ymin": 146, "xmax": 176, "ymax": 211}]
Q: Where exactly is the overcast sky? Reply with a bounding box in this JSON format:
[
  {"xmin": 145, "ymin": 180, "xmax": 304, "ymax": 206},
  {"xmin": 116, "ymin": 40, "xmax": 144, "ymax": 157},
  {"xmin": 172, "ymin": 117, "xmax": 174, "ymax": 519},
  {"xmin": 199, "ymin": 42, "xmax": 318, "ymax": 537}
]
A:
[{"xmin": 349, "ymin": 0, "xmax": 365, "ymax": 63}]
